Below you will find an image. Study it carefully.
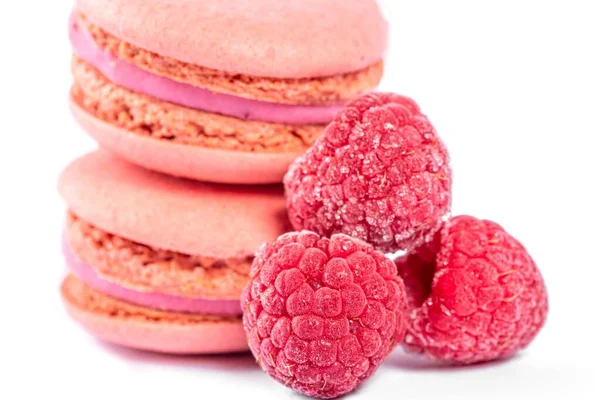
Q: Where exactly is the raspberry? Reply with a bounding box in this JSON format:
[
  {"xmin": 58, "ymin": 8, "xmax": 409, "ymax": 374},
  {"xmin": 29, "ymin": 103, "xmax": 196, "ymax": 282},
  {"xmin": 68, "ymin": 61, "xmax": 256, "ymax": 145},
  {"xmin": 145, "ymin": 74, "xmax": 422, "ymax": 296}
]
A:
[
  {"xmin": 284, "ymin": 93, "xmax": 451, "ymax": 253},
  {"xmin": 396, "ymin": 215, "xmax": 548, "ymax": 364},
  {"xmin": 242, "ymin": 231, "xmax": 407, "ymax": 399}
]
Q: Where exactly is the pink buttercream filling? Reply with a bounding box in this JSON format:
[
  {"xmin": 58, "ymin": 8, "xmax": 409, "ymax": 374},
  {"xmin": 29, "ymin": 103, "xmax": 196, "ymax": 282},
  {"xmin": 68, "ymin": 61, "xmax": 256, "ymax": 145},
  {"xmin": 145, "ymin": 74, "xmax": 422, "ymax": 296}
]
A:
[
  {"xmin": 62, "ymin": 235, "xmax": 243, "ymax": 316},
  {"xmin": 69, "ymin": 15, "xmax": 343, "ymax": 125}
]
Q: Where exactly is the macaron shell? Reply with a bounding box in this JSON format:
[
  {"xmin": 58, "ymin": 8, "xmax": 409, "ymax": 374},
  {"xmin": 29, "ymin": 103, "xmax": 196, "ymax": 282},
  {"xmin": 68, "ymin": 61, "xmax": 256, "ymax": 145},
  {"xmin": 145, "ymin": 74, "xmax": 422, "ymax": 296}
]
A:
[
  {"xmin": 75, "ymin": 0, "xmax": 387, "ymax": 78},
  {"xmin": 61, "ymin": 276, "xmax": 248, "ymax": 354},
  {"xmin": 58, "ymin": 150, "xmax": 289, "ymax": 258},
  {"xmin": 69, "ymin": 99, "xmax": 302, "ymax": 184}
]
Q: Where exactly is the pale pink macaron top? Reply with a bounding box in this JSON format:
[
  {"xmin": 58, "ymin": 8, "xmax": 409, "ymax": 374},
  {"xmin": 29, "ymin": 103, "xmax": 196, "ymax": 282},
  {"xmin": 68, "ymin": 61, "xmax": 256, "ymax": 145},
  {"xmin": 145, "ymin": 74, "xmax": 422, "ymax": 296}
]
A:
[
  {"xmin": 75, "ymin": 0, "xmax": 388, "ymax": 78},
  {"xmin": 58, "ymin": 151, "xmax": 288, "ymax": 258}
]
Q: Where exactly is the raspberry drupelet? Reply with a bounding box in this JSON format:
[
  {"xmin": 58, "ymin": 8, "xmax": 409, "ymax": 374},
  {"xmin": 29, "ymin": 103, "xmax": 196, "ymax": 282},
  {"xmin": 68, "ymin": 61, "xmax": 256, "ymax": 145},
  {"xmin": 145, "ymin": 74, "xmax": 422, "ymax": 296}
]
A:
[
  {"xmin": 242, "ymin": 231, "xmax": 407, "ymax": 399},
  {"xmin": 396, "ymin": 215, "xmax": 548, "ymax": 364},
  {"xmin": 284, "ymin": 92, "xmax": 451, "ymax": 253}
]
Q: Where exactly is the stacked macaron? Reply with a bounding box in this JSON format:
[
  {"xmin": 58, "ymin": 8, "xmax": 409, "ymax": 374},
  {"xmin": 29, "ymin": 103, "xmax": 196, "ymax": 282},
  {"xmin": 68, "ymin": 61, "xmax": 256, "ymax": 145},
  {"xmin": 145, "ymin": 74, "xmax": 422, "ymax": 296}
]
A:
[
  {"xmin": 60, "ymin": 0, "xmax": 389, "ymax": 354},
  {"xmin": 68, "ymin": 0, "xmax": 388, "ymax": 184},
  {"xmin": 59, "ymin": 152, "xmax": 289, "ymax": 353}
]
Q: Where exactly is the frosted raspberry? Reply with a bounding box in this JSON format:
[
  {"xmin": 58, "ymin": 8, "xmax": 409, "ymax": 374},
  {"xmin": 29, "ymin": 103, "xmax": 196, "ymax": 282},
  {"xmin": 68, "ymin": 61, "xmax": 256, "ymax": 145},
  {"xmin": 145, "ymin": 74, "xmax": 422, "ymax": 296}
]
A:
[
  {"xmin": 396, "ymin": 215, "xmax": 548, "ymax": 364},
  {"xmin": 242, "ymin": 231, "xmax": 407, "ymax": 399},
  {"xmin": 284, "ymin": 93, "xmax": 451, "ymax": 253}
]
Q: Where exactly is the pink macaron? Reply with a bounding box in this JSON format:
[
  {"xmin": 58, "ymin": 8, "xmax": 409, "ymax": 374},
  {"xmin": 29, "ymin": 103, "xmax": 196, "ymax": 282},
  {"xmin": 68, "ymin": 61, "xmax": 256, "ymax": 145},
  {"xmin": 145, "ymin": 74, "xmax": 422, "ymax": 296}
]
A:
[
  {"xmin": 68, "ymin": 0, "xmax": 388, "ymax": 184},
  {"xmin": 59, "ymin": 151, "xmax": 289, "ymax": 354}
]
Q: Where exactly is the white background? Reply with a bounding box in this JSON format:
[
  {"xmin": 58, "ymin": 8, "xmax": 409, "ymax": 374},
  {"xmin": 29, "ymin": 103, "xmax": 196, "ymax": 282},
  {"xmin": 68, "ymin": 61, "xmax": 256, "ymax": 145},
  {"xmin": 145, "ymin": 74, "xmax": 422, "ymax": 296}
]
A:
[{"xmin": 1, "ymin": 1, "xmax": 599, "ymax": 399}]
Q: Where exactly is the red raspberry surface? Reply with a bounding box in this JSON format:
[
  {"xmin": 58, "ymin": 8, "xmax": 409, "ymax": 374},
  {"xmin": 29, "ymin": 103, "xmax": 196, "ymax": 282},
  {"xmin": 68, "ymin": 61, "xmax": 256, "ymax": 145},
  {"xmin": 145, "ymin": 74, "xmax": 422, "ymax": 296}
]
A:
[
  {"xmin": 396, "ymin": 215, "xmax": 548, "ymax": 364},
  {"xmin": 284, "ymin": 92, "xmax": 451, "ymax": 253},
  {"xmin": 242, "ymin": 231, "xmax": 407, "ymax": 399}
]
